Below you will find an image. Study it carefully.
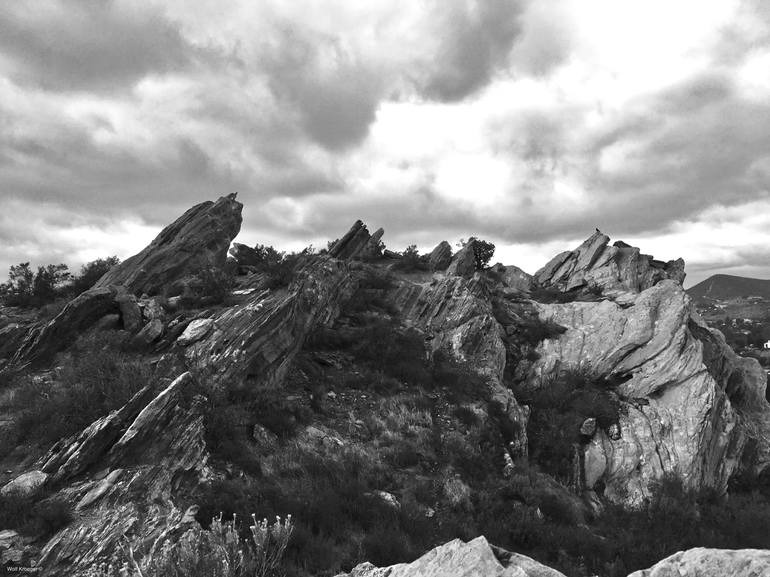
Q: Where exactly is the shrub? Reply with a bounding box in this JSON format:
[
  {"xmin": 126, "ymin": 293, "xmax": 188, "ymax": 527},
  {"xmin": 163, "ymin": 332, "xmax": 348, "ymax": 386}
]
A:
[
  {"xmin": 127, "ymin": 512, "xmax": 293, "ymax": 577},
  {"xmin": 458, "ymin": 237, "xmax": 496, "ymax": 270},
  {"xmin": 392, "ymin": 245, "xmax": 429, "ymax": 272},
  {"xmin": 0, "ymin": 492, "xmax": 73, "ymax": 538},
  {"xmin": 516, "ymin": 369, "xmax": 620, "ymax": 481},
  {"xmin": 0, "ymin": 262, "xmax": 71, "ymax": 308},
  {"xmin": 10, "ymin": 335, "xmax": 155, "ymax": 445},
  {"xmin": 69, "ymin": 256, "xmax": 120, "ymax": 296}
]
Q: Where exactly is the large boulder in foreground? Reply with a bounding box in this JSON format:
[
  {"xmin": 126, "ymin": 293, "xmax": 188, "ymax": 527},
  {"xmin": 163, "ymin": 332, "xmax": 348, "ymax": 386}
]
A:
[
  {"xmin": 535, "ymin": 231, "xmax": 685, "ymax": 293},
  {"xmin": 339, "ymin": 536, "xmax": 566, "ymax": 577},
  {"xmin": 628, "ymin": 547, "xmax": 770, "ymax": 577},
  {"xmin": 95, "ymin": 194, "xmax": 243, "ymax": 295}
]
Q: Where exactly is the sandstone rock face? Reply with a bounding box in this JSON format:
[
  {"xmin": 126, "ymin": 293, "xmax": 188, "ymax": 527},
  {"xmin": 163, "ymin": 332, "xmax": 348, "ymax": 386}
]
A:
[
  {"xmin": 628, "ymin": 547, "xmax": 770, "ymax": 577},
  {"xmin": 530, "ymin": 279, "xmax": 770, "ymax": 504},
  {"xmin": 95, "ymin": 195, "xmax": 242, "ymax": 295},
  {"xmin": 185, "ymin": 257, "xmax": 356, "ymax": 391},
  {"xmin": 229, "ymin": 242, "xmax": 261, "ymax": 267},
  {"xmin": 329, "ymin": 220, "xmax": 384, "ymax": 260},
  {"xmin": 339, "ymin": 536, "xmax": 566, "ymax": 577},
  {"xmin": 428, "ymin": 241, "xmax": 452, "ymax": 271},
  {"xmin": 535, "ymin": 232, "xmax": 685, "ymax": 293}
]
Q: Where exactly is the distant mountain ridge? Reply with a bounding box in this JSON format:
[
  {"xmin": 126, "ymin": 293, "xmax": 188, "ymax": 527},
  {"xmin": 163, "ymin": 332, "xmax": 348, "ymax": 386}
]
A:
[{"xmin": 687, "ymin": 274, "xmax": 770, "ymax": 301}]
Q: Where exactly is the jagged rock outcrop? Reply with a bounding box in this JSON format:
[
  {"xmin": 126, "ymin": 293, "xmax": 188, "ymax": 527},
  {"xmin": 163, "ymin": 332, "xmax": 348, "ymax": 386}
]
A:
[
  {"xmin": 338, "ymin": 536, "xmax": 566, "ymax": 577},
  {"xmin": 11, "ymin": 286, "xmax": 122, "ymax": 367},
  {"xmin": 95, "ymin": 195, "xmax": 242, "ymax": 295},
  {"xmin": 628, "ymin": 547, "xmax": 770, "ymax": 577},
  {"xmin": 9, "ymin": 197, "xmax": 242, "ymax": 367},
  {"xmin": 228, "ymin": 242, "xmax": 261, "ymax": 267},
  {"xmin": 446, "ymin": 239, "xmax": 477, "ymax": 278},
  {"xmin": 184, "ymin": 257, "xmax": 356, "ymax": 391},
  {"xmin": 36, "ymin": 372, "xmax": 209, "ymax": 576},
  {"xmin": 329, "ymin": 220, "xmax": 384, "ymax": 260},
  {"xmin": 529, "ymin": 235, "xmax": 770, "ymax": 504},
  {"xmin": 535, "ymin": 232, "xmax": 685, "ymax": 293},
  {"xmin": 388, "ymin": 273, "xmax": 529, "ymax": 456},
  {"xmin": 428, "ymin": 241, "xmax": 452, "ymax": 271}
]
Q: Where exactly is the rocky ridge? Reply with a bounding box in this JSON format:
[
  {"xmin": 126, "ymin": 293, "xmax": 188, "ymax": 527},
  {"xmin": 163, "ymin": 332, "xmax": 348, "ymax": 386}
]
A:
[{"xmin": 1, "ymin": 197, "xmax": 769, "ymax": 576}]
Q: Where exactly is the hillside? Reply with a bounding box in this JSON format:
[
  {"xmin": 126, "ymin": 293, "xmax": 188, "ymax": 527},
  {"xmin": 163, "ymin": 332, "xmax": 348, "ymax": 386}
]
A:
[
  {"xmin": 1, "ymin": 195, "xmax": 770, "ymax": 577},
  {"xmin": 687, "ymin": 274, "xmax": 770, "ymax": 302}
]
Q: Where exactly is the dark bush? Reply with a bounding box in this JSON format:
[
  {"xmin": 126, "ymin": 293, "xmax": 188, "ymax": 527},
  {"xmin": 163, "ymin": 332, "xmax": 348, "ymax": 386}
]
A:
[
  {"xmin": 10, "ymin": 335, "xmax": 155, "ymax": 445},
  {"xmin": 69, "ymin": 256, "xmax": 120, "ymax": 296},
  {"xmin": 516, "ymin": 369, "xmax": 620, "ymax": 481},
  {"xmin": 0, "ymin": 492, "xmax": 73, "ymax": 538},
  {"xmin": 392, "ymin": 245, "xmax": 429, "ymax": 272}
]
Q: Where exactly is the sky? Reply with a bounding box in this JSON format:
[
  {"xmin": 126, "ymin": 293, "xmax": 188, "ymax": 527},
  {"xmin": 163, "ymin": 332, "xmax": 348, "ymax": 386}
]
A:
[{"xmin": 0, "ymin": 1, "xmax": 768, "ymax": 287}]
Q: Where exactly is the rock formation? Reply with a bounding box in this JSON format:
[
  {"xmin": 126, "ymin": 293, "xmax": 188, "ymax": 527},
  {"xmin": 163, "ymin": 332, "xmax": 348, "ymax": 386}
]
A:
[
  {"xmin": 628, "ymin": 548, "xmax": 770, "ymax": 577},
  {"xmin": 329, "ymin": 220, "xmax": 385, "ymax": 260},
  {"xmin": 339, "ymin": 536, "xmax": 567, "ymax": 577},
  {"xmin": 428, "ymin": 241, "xmax": 452, "ymax": 271},
  {"xmin": 535, "ymin": 232, "xmax": 685, "ymax": 293},
  {"xmin": 446, "ymin": 239, "xmax": 477, "ymax": 278},
  {"xmin": 3, "ymin": 199, "xmax": 770, "ymax": 576},
  {"xmin": 529, "ymin": 237, "xmax": 770, "ymax": 504},
  {"xmin": 95, "ymin": 195, "xmax": 242, "ymax": 295}
]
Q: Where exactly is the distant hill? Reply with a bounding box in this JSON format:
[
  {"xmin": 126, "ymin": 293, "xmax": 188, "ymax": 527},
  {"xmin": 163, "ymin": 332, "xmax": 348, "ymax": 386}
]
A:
[{"xmin": 687, "ymin": 274, "xmax": 770, "ymax": 301}]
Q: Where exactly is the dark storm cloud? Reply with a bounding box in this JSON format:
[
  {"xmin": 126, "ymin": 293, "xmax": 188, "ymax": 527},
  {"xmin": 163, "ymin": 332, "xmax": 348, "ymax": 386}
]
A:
[
  {"xmin": 415, "ymin": 0, "xmax": 526, "ymax": 101},
  {"xmin": 260, "ymin": 28, "xmax": 386, "ymax": 151},
  {"xmin": 0, "ymin": 1, "xmax": 195, "ymax": 91}
]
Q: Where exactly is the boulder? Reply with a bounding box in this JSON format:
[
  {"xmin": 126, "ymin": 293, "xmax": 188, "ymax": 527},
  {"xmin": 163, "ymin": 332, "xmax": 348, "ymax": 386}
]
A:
[
  {"xmin": 535, "ymin": 232, "xmax": 685, "ymax": 293},
  {"xmin": 428, "ymin": 241, "xmax": 452, "ymax": 271},
  {"xmin": 115, "ymin": 291, "xmax": 142, "ymax": 332},
  {"xmin": 0, "ymin": 470, "xmax": 48, "ymax": 497},
  {"xmin": 338, "ymin": 536, "xmax": 566, "ymax": 577},
  {"xmin": 490, "ymin": 263, "xmax": 533, "ymax": 292},
  {"xmin": 176, "ymin": 318, "xmax": 214, "ymax": 346},
  {"xmin": 132, "ymin": 318, "xmax": 164, "ymax": 346},
  {"xmin": 628, "ymin": 547, "xmax": 770, "ymax": 577},
  {"xmin": 94, "ymin": 195, "xmax": 242, "ymax": 296}
]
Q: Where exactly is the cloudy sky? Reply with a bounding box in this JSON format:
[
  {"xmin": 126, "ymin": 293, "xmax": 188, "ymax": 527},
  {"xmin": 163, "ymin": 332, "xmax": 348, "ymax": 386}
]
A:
[{"xmin": 1, "ymin": 0, "xmax": 769, "ymax": 286}]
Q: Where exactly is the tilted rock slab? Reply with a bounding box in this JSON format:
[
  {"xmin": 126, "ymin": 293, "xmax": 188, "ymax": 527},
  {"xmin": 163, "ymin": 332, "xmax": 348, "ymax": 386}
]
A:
[
  {"xmin": 36, "ymin": 373, "xmax": 210, "ymax": 576},
  {"xmin": 329, "ymin": 220, "xmax": 384, "ymax": 261},
  {"xmin": 628, "ymin": 547, "xmax": 770, "ymax": 577},
  {"xmin": 535, "ymin": 232, "xmax": 685, "ymax": 293},
  {"xmin": 338, "ymin": 536, "xmax": 566, "ymax": 577},
  {"xmin": 95, "ymin": 194, "xmax": 242, "ymax": 295},
  {"xmin": 184, "ymin": 256, "xmax": 356, "ymax": 391},
  {"xmin": 388, "ymin": 273, "xmax": 530, "ymax": 453},
  {"xmin": 530, "ymin": 280, "xmax": 770, "ymax": 504}
]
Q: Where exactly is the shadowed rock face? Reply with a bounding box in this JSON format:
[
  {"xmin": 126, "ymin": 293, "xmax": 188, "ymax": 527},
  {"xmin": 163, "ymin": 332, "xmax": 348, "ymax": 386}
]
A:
[
  {"xmin": 339, "ymin": 536, "xmax": 567, "ymax": 577},
  {"xmin": 535, "ymin": 232, "xmax": 685, "ymax": 293},
  {"xmin": 628, "ymin": 548, "xmax": 770, "ymax": 577},
  {"xmin": 95, "ymin": 195, "xmax": 243, "ymax": 296},
  {"xmin": 329, "ymin": 220, "xmax": 384, "ymax": 261}
]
